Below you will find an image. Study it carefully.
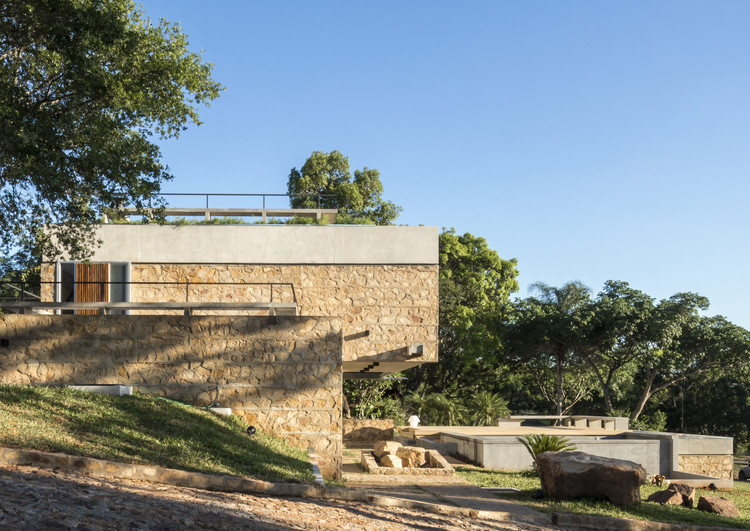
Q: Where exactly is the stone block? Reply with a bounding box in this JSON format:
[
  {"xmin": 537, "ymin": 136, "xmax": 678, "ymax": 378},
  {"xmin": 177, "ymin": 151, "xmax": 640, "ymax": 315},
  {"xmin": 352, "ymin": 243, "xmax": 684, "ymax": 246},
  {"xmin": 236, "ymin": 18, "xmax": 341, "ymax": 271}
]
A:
[
  {"xmin": 374, "ymin": 440, "xmax": 402, "ymax": 458},
  {"xmin": 396, "ymin": 446, "xmax": 427, "ymax": 468},
  {"xmin": 380, "ymin": 454, "xmax": 402, "ymax": 468},
  {"xmin": 537, "ymin": 451, "xmax": 646, "ymax": 506}
]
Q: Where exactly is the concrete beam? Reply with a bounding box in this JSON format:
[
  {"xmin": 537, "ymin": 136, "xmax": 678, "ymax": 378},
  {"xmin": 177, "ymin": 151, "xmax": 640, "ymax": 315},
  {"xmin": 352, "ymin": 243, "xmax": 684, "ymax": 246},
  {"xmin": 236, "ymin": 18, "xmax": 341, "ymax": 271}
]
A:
[{"xmin": 59, "ymin": 224, "xmax": 439, "ymax": 265}]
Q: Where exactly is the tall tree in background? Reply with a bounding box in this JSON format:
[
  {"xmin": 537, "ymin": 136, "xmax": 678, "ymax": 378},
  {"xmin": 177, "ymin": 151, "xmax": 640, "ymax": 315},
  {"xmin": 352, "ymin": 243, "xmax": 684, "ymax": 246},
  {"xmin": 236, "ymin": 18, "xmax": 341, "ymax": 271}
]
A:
[
  {"xmin": 409, "ymin": 229, "xmax": 519, "ymax": 397},
  {"xmin": 504, "ymin": 281, "xmax": 596, "ymax": 416},
  {"xmin": 287, "ymin": 150, "xmax": 402, "ymax": 225},
  {"xmin": 0, "ymin": 0, "xmax": 222, "ymax": 266}
]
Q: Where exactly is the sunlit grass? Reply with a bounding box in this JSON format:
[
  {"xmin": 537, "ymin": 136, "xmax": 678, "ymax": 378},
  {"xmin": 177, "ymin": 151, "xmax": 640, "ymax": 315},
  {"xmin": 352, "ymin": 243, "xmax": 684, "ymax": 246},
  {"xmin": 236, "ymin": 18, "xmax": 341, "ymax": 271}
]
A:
[
  {"xmin": 0, "ymin": 385, "xmax": 314, "ymax": 483},
  {"xmin": 456, "ymin": 466, "xmax": 750, "ymax": 528}
]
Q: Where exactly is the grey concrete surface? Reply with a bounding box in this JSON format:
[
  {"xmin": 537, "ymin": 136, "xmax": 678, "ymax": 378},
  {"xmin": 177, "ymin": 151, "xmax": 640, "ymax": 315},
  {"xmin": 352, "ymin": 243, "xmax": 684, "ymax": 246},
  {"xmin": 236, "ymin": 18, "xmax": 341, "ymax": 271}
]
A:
[{"xmin": 62, "ymin": 224, "xmax": 439, "ymax": 265}]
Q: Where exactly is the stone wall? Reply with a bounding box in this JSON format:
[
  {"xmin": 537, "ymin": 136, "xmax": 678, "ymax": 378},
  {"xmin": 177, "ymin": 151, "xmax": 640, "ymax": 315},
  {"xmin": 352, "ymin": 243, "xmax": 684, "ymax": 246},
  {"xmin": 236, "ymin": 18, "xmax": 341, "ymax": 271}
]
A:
[
  {"xmin": 40, "ymin": 263, "xmax": 437, "ymax": 365},
  {"xmin": 343, "ymin": 419, "xmax": 395, "ymax": 445},
  {"xmin": 131, "ymin": 264, "xmax": 437, "ymax": 364},
  {"xmin": 678, "ymin": 455, "xmax": 734, "ymax": 480},
  {"xmin": 0, "ymin": 314, "xmax": 343, "ymax": 478}
]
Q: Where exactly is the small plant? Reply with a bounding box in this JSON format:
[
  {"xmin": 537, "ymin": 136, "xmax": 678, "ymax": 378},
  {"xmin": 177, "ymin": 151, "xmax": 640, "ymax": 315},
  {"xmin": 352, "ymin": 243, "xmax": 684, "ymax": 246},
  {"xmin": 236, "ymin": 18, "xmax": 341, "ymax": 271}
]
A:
[{"xmin": 517, "ymin": 434, "xmax": 576, "ymax": 471}]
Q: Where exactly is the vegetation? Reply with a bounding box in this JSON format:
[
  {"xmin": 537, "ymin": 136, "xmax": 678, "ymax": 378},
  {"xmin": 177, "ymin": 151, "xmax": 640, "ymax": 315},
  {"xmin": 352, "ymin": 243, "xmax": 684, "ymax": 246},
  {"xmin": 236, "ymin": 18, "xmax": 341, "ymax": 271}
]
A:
[
  {"xmin": 0, "ymin": 385, "xmax": 314, "ymax": 483},
  {"xmin": 287, "ymin": 150, "xmax": 402, "ymax": 225},
  {"xmin": 0, "ymin": 0, "xmax": 222, "ymax": 268},
  {"xmin": 456, "ymin": 467, "xmax": 750, "ymax": 528},
  {"xmin": 517, "ymin": 434, "xmax": 576, "ymax": 469}
]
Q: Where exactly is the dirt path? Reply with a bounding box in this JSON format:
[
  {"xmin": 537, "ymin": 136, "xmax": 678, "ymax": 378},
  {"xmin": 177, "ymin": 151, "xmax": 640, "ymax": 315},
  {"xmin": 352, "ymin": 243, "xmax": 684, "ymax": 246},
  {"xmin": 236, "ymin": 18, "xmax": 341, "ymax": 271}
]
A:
[{"xmin": 0, "ymin": 465, "xmax": 561, "ymax": 530}]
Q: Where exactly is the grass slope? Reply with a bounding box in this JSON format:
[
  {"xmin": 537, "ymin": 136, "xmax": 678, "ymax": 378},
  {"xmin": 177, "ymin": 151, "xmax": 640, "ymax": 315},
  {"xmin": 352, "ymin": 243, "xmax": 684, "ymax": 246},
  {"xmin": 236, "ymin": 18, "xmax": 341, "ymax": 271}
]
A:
[
  {"xmin": 456, "ymin": 467, "xmax": 750, "ymax": 529},
  {"xmin": 0, "ymin": 385, "xmax": 314, "ymax": 483}
]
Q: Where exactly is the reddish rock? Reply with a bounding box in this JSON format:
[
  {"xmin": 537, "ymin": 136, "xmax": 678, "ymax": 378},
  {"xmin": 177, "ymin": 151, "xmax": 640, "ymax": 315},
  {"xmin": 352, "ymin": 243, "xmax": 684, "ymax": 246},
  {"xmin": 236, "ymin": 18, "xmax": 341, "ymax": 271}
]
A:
[
  {"xmin": 373, "ymin": 440, "xmax": 402, "ymax": 459},
  {"xmin": 668, "ymin": 483, "xmax": 695, "ymax": 508},
  {"xmin": 536, "ymin": 451, "xmax": 646, "ymax": 506},
  {"xmin": 646, "ymin": 489, "xmax": 684, "ymax": 506},
  {"xmin": 697, "ymin": 496, "xmax": 740, "ymax": 517}
]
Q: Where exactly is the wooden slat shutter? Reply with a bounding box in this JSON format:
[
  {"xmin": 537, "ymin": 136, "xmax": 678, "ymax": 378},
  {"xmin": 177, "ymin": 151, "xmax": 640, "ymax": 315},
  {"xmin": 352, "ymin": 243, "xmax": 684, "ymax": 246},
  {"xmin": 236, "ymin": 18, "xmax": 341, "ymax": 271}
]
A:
[{"xmin": 75, "ymin": 262, "xmax": 109, "ymax": 314}]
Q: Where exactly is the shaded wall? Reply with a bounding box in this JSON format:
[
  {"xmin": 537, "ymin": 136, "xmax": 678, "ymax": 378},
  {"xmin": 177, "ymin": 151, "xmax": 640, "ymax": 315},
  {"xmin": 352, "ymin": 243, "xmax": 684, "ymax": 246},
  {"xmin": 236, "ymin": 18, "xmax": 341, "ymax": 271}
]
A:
[{"xmin": 0, "ymin": 314, "xmax": 343, "ymax": 478}]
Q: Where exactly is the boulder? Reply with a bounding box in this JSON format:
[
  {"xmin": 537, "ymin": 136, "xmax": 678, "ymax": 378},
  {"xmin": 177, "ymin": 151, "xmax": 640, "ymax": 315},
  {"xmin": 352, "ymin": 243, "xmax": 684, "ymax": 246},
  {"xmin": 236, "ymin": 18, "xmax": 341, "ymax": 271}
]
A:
[
  {"xmin": 373, "ymin": 440, "xmax": 402, "ymax": 459},
  {"xmin": 646, "ymin": 489, "xmax": 684, "ymax": 506},
  {"xmin": 646, "ymin": 483, "xmax": 696, "ymax": 508},
  {"xmin": 396, "ymin": 446, "xmax": 427, "ymax": 468},
  {"xmin": 668, "ymin": 483, "xmax": 695, "ymax": 508},
  {"xmin": 697, "ymin": 496, "xmax": 740, "ymax": 517},
  {"xmin": 380, "ymin": 454, "xmax": 403, "ymax": 469},
  {"xmin": 536, "ymin": 451, "xmax": 646, "ymax": 506}
]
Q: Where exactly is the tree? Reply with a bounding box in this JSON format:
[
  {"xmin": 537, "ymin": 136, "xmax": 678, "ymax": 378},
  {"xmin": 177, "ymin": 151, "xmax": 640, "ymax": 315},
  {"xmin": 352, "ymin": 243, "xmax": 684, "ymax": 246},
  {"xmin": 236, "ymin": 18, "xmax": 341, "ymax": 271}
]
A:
[
  {"xmin": 581, "ymin": 281, "xmax": 654, "ymax": 415},
  {"xmin": 504, "ymin": 281, "xmax": 596, "ymax": 416},
  {"xmin": 287, "ymin": 150, "xmax": 401, "ymax": 225},
  {"xmin": 409, "ymin": 229, "xmax": 519, "ymax": 397},
  {"xmin": 0, "ymin": 0, "xmax": 222, "ymax": 266}
]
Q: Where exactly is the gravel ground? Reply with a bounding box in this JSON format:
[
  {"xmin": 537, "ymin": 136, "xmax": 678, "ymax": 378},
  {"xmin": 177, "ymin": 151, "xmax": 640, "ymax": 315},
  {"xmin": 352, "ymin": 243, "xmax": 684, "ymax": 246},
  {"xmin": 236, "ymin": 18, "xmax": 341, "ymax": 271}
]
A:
[{"xmin": 0, "ymin": 465, "xmax": 561, "ymax": 530}]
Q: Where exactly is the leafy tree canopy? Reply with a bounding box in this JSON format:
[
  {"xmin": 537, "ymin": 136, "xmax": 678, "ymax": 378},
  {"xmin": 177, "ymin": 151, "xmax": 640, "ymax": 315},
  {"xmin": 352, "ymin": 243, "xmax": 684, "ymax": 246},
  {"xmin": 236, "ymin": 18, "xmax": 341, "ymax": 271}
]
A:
[
  {"xmin": 0, "ymin": 0, "xmax": 222, "ymax": 266},
  {"xmin": 409, "ymin": 229, "xmax": 519, "ymax": 396},
  {"xmin": 287, "ymin": 150, "xmax": 402, "ymax": 225}
]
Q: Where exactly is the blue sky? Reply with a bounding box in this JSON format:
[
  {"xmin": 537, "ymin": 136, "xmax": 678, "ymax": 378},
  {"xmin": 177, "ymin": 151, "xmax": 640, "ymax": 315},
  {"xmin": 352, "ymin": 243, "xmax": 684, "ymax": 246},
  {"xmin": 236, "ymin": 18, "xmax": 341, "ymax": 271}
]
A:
[{"xmin": 141, "ymin": 1, "xmax": 750, "ymax": 329}]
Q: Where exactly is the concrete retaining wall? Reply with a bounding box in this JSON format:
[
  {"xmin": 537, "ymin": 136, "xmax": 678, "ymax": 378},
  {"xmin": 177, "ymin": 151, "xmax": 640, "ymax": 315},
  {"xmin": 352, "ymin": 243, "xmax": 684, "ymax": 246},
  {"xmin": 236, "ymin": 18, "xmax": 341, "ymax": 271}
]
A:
[{"xmin": 441, "ymin": 432, "xmax": 733, "ymax": 479}]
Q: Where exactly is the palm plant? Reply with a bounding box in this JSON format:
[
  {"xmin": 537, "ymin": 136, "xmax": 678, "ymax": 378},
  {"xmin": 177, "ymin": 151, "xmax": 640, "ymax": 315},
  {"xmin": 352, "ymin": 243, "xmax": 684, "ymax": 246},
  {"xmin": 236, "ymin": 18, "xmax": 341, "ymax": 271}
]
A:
[
  {"xmin": 517, "ymin": 434, "xmax": 576, "ymax": 472},
  {"xmin": 469, "ymin": 391, "xmax": 511, "ymax": 426}
]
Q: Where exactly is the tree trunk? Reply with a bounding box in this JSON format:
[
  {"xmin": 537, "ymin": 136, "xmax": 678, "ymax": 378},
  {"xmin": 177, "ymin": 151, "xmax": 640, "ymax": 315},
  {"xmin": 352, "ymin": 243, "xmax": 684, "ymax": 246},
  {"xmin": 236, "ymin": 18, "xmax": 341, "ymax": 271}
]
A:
[
  {"xmin": 630, "ymin": 369, "xmax": 657, "ymax": 421},
  {"xmin": 555, "ymin": 350, "xmax": 564, "ymax": 417}
]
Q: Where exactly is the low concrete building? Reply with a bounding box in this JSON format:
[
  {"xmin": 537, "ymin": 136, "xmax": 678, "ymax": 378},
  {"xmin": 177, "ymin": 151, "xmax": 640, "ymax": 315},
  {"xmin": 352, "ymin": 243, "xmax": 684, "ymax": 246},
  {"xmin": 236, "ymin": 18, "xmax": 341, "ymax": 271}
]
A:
[{"xmin": 1, "ymin": 223, "xmax": 439, "ymax": 478}]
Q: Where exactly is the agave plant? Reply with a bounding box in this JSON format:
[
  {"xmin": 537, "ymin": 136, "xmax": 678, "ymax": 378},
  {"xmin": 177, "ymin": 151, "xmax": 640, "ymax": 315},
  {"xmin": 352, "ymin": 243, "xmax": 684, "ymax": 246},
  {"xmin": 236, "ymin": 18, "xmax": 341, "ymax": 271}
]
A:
[{"xmin": 517, "ymin": 434, "xmax": 576, "ymax": 471}]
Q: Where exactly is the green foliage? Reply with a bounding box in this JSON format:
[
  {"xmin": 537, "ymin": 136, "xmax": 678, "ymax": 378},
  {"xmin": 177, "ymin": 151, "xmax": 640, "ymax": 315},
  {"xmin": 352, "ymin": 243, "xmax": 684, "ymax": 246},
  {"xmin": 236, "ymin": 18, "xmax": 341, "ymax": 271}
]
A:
[
  {"xmin": 517, "ymin": 434, "xmax": 577, "ymax": 469},
  {"xmin": 629, "ymin": 410, "xmax": 667, "ymax": 432},
  {"xmin": 343, "ymin": 378, "xmax": 405, "ymax": 424},
  {"xmin": 404, "ymin": 390, "xmax": 468, "ymax": 426},
  {"xmin": 504, "ymin": 281, "xmax": 596, "ymax": 416},
  {"xmin": 0, "ymin": 0, "xmax": 222, "ymax": 267},
  {"xmin": 287, "ymin": 150, "xmax": 402, "ymax": 225},
  {"xmin": 0, "ymin": 385, "xmax": 313, "ymax": 483},
  {"xmin": 469, "ymin": 391, "xmax": 511, "ymax": 426},
  {"xmin": 410, "ymin": 229, "xmax": 518, "ymax": 396}
]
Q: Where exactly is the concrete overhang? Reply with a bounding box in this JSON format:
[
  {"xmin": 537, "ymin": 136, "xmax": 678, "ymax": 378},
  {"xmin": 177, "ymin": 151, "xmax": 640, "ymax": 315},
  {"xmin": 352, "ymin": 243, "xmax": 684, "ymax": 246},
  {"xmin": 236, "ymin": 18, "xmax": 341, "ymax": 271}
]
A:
[{"xmin": 57, "ymin": 224, "xmax": 439, "ymax": 265}]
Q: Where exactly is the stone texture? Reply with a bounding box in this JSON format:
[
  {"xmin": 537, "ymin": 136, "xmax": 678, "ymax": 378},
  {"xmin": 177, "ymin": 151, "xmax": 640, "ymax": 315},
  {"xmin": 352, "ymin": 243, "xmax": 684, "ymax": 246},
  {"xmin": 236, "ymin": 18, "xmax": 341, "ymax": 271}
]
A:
[
  {"xmin": 380, "ymin": 454, "xmax": 402, "ymax": 469},
  {"xmin": 0, "ymin": 464, "xmax": 506, "ymax": 531},
  {"xmin": 344, "ymin": 419, "xmax": 394, "ymax": 445},
  {"xmin": 0, "ymin": 314, "xmax": 343, "ymax": 479},
  {"xmin": 361, "ymin": 450, "xmax": 455, "ymax": 476},
  {"xmin": 668, "ymin": 483, "xmax": 695, "ymax": 508},
  {"xmin": 124, "ymin": 263, "xmax": 439, "ymax": 363},
  {"xmin": 396, "ymin": 446, "xmax": 427, "ymax": 468},
  {"xmin": 678, "ymin": 454, "xmax": 733, "ymax": 480},
  {"xmin": 697, "ymin": 496, "xmax": 740, "ymax": 517},
  {"xmin": 646, "ymin": 489, "xmax": 684, "ymax": 506},
  {"xmin": 374, "ymin": 441, "xmax": 402, "ymax": 459},
  {"xmin": 536, "ymin": 451, "xmax": 646, "ymax": 506}
]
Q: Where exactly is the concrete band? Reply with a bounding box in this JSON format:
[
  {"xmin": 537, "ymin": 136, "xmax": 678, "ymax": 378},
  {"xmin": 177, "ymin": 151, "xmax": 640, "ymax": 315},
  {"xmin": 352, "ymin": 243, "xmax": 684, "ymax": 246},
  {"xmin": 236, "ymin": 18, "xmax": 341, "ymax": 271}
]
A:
[{"xmin": 61, "ymin": 225, "xmax": 439, "ymax": 265}]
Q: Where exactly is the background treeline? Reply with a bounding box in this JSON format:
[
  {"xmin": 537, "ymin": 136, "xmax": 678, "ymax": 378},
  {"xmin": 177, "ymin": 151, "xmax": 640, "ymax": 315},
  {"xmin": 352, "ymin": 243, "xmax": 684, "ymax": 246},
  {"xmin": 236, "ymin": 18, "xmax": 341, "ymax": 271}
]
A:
[{"xmin": 345, "ymin": 229, "xmax": 750, "ymax": 455}]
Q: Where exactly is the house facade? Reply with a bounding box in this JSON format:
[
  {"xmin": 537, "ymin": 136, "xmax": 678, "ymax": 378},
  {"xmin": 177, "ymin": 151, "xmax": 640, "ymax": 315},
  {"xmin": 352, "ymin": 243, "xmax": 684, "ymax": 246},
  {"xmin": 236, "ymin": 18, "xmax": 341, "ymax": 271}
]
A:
[{"xmin": 1, "ymin": 223, "xmax": 438, "ymax": 478}]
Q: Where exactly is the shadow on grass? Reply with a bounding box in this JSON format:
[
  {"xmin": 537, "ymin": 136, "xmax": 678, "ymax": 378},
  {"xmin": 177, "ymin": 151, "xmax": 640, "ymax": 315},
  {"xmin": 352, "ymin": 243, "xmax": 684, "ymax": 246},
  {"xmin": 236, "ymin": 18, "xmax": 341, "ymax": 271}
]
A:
[{"xmin": 0, "ymin": 385, "xmax": 313, "ymax": 483}]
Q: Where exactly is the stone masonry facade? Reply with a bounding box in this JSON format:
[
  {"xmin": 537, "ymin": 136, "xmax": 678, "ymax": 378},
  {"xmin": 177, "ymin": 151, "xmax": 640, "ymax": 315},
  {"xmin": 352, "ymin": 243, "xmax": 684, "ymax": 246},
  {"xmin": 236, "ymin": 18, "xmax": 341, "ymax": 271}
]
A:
[
  {"xmin": 40, "ymin": 263, "xmax": 439, "ymax": 364},
  {"xmin": 0, "ymin": 314, "xmax": 343, "ymax": 478},
  {"xmin": 678, "ymin": 454, "xmax": 734, "ymax": 480}
]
